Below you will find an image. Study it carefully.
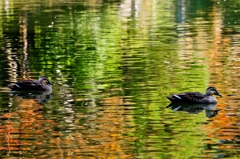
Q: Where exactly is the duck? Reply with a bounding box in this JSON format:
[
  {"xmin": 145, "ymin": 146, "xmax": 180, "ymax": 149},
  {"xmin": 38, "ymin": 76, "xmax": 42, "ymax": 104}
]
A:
[
  {"xmin": 167, "ymin": 87, "xmax": 222, "ymax": 103},
  {"xmin": 9, "ymin": 76, "xmax": 53, "ymax": 91}
]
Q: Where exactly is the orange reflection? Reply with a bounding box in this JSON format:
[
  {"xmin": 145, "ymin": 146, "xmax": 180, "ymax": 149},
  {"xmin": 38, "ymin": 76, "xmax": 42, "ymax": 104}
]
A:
[
  {"xmin": 0, "ymin": 95, "xmax": 136, "ymax": 158},
  {"xmin": 0, "ymin": 97, "xmax": 56, "ymax": 153}
]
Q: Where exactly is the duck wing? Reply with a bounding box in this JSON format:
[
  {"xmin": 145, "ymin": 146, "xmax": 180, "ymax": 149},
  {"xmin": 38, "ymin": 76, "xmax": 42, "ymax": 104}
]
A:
[
  {"xmin": 9, "ymin": 80, "xmax": 43, "ymax": 90},
  {"xmin": 167, "ymin": 92, "xmax": 205, "ymax": 103}
]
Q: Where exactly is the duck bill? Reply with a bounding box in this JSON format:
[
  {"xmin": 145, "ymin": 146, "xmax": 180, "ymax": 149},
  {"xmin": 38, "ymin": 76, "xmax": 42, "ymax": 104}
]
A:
[
  {"xmin": 217, "ymin": 93, "xmax": 222, "ymax": 97},
  {"xmin": 49, "ymin": 81, "xmax": 54, "ymax": 85}
]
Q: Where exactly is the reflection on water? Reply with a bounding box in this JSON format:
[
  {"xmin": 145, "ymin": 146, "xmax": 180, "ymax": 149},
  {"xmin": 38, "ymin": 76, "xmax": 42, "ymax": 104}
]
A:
[
  {"xmin": 10, "ymin": 90, "xmax": 52, "ymax": 103},
  {"xmin": 166, "ymin": 102, "xmax": 220, "ymax": 118},
  {"xmin": 0, "ymin": 0, "xmax": 240, "ymax": 158}
]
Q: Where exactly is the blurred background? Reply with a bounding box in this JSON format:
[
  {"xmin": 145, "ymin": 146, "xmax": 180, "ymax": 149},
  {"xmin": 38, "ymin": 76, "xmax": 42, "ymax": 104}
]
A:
[{"xmin": 0, "ymin": 0, "xmax": 239, "ymax": 158}]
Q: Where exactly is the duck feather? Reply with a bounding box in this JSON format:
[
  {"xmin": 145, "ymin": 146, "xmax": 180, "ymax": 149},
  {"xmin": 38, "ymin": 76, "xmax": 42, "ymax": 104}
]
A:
[
  {"xmin": 167, "ymin": 87, "xmax": 222, "ymax": 104},
  {"xmin": 9, "ymin": 77, "xmax": 53, "ymax": 91}
]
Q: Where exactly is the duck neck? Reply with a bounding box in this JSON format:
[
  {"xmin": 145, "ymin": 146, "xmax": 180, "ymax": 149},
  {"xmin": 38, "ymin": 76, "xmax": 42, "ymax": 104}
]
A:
[
  {"xmin": 38, "ymin": 79, "xmax": 45, "ymax": 85},
  {"xmin": 205, "ymin": 90, "xmax": 213, "ymax": 96}
]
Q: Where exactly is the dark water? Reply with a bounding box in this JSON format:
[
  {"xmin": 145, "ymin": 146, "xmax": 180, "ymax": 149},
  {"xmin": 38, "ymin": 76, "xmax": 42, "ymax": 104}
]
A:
[{"xmin": 0, "ymin": 0, "xmax": 239, "ymax": 158}]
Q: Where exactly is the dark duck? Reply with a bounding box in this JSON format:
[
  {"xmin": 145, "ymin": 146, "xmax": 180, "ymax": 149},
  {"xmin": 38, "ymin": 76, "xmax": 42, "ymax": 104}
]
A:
[
  {"xmin": 167, "ymin": 87, "xmax": 222, "ymax": 104},
  {"xmin": 9, "ymin": 76, "xmax": 53, "ymax": 91}
]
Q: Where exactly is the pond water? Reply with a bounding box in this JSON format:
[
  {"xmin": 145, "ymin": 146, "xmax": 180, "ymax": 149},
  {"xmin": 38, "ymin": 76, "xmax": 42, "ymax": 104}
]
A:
[{"xmin": 0, "ymin": 0, "xmax": 240, "ymax": 158}]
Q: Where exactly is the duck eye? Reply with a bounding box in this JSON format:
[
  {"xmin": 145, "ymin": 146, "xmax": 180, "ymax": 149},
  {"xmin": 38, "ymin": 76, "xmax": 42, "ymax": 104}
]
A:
[
  {"xmin": 43, "ymin": 79, "xmax": 48, "ymax": 84},
  {"xmin": 46, "ymin": 80, "xmax": 50, "ymax": 84}
]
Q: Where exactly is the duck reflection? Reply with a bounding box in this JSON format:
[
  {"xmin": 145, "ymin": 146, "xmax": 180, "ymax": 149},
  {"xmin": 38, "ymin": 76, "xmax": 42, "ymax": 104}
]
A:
[
  {"xmin": 166, "ymin": 103, "xmax": 220, "ymax": 118},
  {"xmin": 10, "ymin": 90, "xmax": 52, "ymax": 104}
]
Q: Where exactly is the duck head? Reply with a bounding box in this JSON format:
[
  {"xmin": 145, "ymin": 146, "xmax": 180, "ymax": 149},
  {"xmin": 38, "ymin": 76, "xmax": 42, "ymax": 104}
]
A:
[
  {"xmin": 206, "ymin": 87, "xmax": 222, "ymax": 97},
  {"xmin": 38, "ymin": 76, "xmax": 54, "ymax": 85}
]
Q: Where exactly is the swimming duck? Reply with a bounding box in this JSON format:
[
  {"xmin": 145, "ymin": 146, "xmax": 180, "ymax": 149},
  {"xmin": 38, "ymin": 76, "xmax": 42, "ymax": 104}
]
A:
[
  {"xmin": 167, "ymin": 87, "xmax": 222, "ymax": 103},
  {"xmin": 9, "ymin": 76, "xmax": 53, "ymax": 91}
]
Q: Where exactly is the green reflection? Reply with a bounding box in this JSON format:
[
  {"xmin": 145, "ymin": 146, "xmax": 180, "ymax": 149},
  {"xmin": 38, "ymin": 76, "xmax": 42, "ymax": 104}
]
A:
[{"xmin": 0, "ymin": 0, "xmax": 230, "ymax": 158}]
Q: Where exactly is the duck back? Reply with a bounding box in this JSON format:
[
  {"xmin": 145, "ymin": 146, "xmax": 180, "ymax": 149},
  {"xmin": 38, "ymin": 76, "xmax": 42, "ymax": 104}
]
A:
[
  {"xmin": 167, "ymin": 92, "xmax": 217, "ymax": 103},
  {"xmin": 9, "ymin": 80, "xmax": 51, "ymax": 91}
]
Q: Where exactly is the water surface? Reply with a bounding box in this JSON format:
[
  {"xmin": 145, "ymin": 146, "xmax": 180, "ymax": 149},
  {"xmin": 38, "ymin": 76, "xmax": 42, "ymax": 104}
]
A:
[{"xmin": 0, "ymin": 0, "xmax": 239, "ymax": 158}]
